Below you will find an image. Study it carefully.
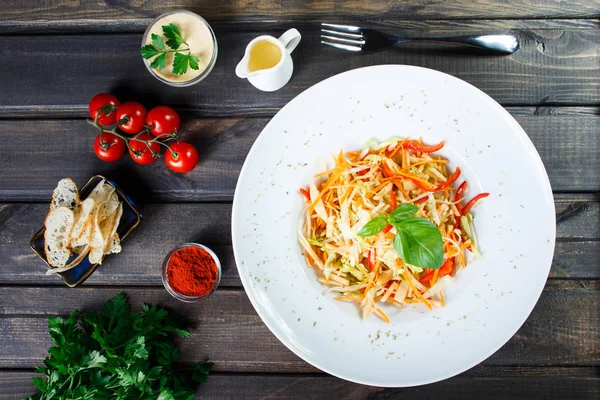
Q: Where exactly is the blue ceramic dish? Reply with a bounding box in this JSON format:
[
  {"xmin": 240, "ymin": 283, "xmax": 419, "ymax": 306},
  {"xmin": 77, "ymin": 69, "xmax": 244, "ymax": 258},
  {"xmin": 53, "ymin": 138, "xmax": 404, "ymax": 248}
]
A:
[{"xmin": 30, "ymin": 175, "xmax": 142, "ymax": 287}]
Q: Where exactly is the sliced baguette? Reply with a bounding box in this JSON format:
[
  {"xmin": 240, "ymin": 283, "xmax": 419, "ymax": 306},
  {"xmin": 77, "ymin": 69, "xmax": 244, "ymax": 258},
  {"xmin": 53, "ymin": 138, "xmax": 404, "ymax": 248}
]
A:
[
  {"xmin": 46, "ymin": 245, "xmax": 90, "ymax": 274},
  {"xmin": 89, "ymin": 203, "xmax": 122, "ymax": 265},
  {"xmin": 51, "ymin": 178, "xmax": 80, "ymax": 211},
  {"xmin": 70, "ymin": 197, "xmax": 95, "ymax": 247},
  {"xmin": 44, "ymin": 206, "xmax": 75, "ymax": 267},
  {"xmin": 88, "ymin": 180, "xmax": 113, "ymax": 203},
  {"xmin": 105, "ymin": 234, "xmax": 122, "ymax": 255}
]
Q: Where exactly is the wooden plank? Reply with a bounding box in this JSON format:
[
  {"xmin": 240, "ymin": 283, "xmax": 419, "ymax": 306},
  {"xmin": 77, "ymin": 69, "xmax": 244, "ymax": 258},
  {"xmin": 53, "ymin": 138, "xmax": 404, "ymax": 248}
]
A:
[
  {"xmin": 0, "ymin": 26, "xmax": 598, "ymax": 116},
  {"xmin": 1, "ymin": 17, "xmax": 598, "ymax": 35},
  {"xmin": 0, "ymin": 283, "xmax": 597, "ymax": 370},
  {"xmin": 505, "ymin": 106, "xmax": 600, "ymax": 116},
  {"xmin": 486, "ymin": 280, "xmax": 600, "ymax": 367},
  {"xmin": 1, "ymin": 1, "xmax": 599, "ymax": 32},
  {"xmin": 0, "ymin": 196, "xmax": 598, "ymax": 286},
  {"xmin": 2, "ymin": 367, "xmax": 599, "ymax": 400},
  {"xmin": 1, "ymin": 18, "xmax": 599, "ymax": 35},
  {"xmin": 0, "ymin": 113, "xmax": 598, "ymax": 202},
  {"xmin": 552, "ymin": 241, "xmax": 600, "ymax": 279},
  {"xmin": 0, "ymin": 117, "xmax": 262, "ymax": 202},
  {"xmin": 2, "ymin": 241, "xmax": 599, "ymax": 286},
  {"xmin": 555, "ymin": 194, "xmax": 600, "ymax": 239}
]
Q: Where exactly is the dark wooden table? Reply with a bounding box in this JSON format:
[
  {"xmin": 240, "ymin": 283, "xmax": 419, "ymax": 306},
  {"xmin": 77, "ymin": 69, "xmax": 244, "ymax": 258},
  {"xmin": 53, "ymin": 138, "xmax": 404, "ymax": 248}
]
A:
[{"xmin": 0, "ymin": 1, "xmax": 599, "ymax": 398}]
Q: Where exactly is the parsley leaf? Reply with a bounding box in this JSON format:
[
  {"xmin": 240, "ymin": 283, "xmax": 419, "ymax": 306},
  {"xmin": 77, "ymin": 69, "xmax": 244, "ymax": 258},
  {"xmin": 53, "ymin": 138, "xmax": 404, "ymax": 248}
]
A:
[
  {"xmin": 151, "ymin": 33, "xmax": 165, "ymax": 50},
  {"xmin": 150, "ymin": 53, "xmax": 166, "ymax": 70},
  {"xmin": 192, "ymin": 361, "xmax": 213, "ymax": 384},
  {"xmin": 163, "ymin": 22, "xmax": 187, "ymax": 50},
  {"xmin": 188, "ymin": 55, "xmax": 200, "ymax": 71},
  {"xmin": 173, "ymin": 52, "xmax": 192, "ymax": 75},
  {"xmin": 141, "ymin": 23, "xmax": 198, "ymax": 75},
  {"xmin": 140, "ymin": 44, "xmax": 162, "ymax": 59},
  {"xmin": 28, "ymin": 293, "xmax": 211, "ymax": 399}
]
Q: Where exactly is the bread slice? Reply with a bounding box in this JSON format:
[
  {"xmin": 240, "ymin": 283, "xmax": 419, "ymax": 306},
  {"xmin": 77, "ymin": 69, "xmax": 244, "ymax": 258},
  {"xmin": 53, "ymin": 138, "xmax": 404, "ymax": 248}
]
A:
[
  {"xmin": 51, "ymin": 178, "xmax": 80, "ymax": 211},
  {"xmin": 44, "ymin": 206, "xmax": 75, "ymax": 267},
  {"xmin": 46, "ymin": 245, "xmax": 90, "ymax": 275},
  {"xmin": 88, "ymin": 180, "xmax": 114, "ymax": 203},
  {"xmin": 70, "ymin": 198, "xmax": 95, "ymax": 247},
  {"xmin": 89, "ymin": 203, "xmax": 122, "ymax": 265},
  {"xmin": 105, "ymin": 234, "xmax": 122, "ymax": 255}
]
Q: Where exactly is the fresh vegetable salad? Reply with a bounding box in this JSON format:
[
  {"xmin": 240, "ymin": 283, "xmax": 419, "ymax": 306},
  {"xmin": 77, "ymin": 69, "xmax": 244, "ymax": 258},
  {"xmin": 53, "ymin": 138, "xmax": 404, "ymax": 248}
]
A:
[{"xmin": 298, "ymin": 138, "xmax": 489, "ymax": 322}]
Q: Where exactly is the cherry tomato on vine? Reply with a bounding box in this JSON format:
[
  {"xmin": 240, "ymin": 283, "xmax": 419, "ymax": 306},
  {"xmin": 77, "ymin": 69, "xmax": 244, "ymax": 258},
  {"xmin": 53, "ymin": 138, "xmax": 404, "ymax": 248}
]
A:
[
  {"xmin": 94, "ymin": 132, "xmax": 126, "ymax": 162},
  {"xmin": 146, "ymin": 106, "xmax": 181, "ymax": 137},
  {"xmin": 128, "ymin": 133, "xmax": 161, "ymax": 165},
  {"xmin": 89, "ymin": 93, "xmax": 120, "ymax": 126},
  {"xmin": 115, "ymin": 102, "xmax": 147, "ymax": 134},
  {"xmin": 165, "ymin": 142, "xmax": 199, "ymax": 173}
]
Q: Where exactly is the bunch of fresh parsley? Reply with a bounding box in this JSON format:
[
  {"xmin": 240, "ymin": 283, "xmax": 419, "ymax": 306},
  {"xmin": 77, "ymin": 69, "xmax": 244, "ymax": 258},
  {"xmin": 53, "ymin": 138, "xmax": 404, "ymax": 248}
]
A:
[
  {"xmin": 141, "ymin": 23, "xmax": 200, "ymax": 75},
  {"xmin": 358, "ymin": 203, "xmax": 444, "ymax": 269},
  {"xmin": 27, "ymin": 293, "xmax": 211, "ymax": 400}
]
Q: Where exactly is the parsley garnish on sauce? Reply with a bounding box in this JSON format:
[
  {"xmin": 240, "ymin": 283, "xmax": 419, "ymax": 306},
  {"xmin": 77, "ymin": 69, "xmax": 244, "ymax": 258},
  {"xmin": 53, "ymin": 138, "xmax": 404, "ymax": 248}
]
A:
[{"xmin": 141, "ymin": 23, "xmax": 200, "ymax": 75}]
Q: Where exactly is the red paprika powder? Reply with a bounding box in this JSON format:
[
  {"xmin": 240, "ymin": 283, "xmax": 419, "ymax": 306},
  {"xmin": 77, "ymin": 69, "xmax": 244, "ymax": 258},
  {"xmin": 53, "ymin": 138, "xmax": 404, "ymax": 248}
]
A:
[{"xmin": 167, "ymin": 246, "xmax": 218, "ymax": 296}]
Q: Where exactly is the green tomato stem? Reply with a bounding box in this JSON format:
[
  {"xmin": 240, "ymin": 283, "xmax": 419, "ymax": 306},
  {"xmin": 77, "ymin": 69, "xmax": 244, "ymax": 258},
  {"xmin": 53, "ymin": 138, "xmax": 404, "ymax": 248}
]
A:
[{"xmin": 87, "ymin": 117, "xmax": 179, "ymax": 159}]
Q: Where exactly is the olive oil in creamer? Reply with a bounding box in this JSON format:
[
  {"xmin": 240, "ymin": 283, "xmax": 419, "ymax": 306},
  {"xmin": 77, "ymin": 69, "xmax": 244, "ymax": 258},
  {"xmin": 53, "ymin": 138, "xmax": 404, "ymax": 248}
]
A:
[{"xmin": 247, "ymin": 40, "xmax": 282, "ymax": 72}]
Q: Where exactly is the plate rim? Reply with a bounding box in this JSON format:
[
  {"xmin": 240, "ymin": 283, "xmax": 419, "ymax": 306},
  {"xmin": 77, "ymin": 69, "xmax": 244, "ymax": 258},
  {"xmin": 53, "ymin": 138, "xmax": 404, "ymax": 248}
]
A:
[{"xmin": 231, "ymin": 65, "xmax": 556, "ymax": 387}]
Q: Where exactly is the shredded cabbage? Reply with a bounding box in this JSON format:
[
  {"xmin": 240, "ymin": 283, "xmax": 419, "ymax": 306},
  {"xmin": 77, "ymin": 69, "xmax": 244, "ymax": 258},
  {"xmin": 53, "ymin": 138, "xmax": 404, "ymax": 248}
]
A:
[{"xmin": 298, "ymin": 138, "xmax": 486, "ymax": 322}]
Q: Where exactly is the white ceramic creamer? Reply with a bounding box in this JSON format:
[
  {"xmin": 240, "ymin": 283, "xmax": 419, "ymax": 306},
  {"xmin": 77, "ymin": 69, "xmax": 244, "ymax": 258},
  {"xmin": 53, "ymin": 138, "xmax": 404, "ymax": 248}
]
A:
[{"xmin": 235, "ymin": 29, "xmax": 301, "ymax": 92}]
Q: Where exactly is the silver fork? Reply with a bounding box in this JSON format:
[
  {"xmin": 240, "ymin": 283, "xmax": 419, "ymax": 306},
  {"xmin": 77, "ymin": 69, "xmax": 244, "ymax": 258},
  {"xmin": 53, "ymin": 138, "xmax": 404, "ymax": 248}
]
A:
[{"xmin": 321, "ymin": 23, "xmax": 519, "ymax": 54}]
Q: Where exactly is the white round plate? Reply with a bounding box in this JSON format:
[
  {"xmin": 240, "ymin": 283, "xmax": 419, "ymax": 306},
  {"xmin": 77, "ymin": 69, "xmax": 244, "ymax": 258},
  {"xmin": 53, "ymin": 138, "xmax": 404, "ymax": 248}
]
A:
[{"xmin": 232, "ymin": 65, "xmax": 555, "ymax": 387}]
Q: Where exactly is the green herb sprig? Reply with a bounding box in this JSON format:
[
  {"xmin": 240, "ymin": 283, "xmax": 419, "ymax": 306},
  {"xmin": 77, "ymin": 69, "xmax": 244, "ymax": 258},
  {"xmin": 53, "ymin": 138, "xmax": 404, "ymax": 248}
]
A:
[
  {"xmin": 358, "ymin": 203, "xmax": 444, "ymax": 269},
  {"xmin": 28, "ymin": 293, "xmax": 211, "ymax": 400},
  {"xmin": 141, "ymin": 23, "xmax": 200, "ymax": 75}
]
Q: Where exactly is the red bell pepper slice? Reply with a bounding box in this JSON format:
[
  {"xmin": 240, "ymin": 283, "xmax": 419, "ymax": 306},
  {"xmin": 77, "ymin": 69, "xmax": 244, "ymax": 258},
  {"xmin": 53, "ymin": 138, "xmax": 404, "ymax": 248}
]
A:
[
  {"xmin": 462, "ymin": 193, "xmax": 490, "ymax": 215},
  {"xmin": 436, "ymin": 167, "xmax": 461, "ymax": 191},
  {"xmin": 299, "ymin": 188, "xmax": 310, "ymax": 202},
  {"xmin": 419, "ymin": 258, "xmax": 454, "ymax": 284},
  {"xmin": 368, "ymin": 249, "xmax": 376, "ymax": 271},
  {"xmin": 403, "ymin": 140, "xmax": 444, "ymax": 156},
  {"xmin": 454, "ymin": 181, "xmax": 468, "ymax": 213},
  {"xmin": 389, "ymin": 187, "xmax": 397, "ymax": 211},
  {"xmin": 380, "ymin": 162, "xmax": 394, "ymax": 178},
  {"xmin": 415, "ymin": 196, "xmax": 428, "ymax": 204},
  {"xmin": 439, "ymin": 258, "xmax": 454, "ymax": 276}
]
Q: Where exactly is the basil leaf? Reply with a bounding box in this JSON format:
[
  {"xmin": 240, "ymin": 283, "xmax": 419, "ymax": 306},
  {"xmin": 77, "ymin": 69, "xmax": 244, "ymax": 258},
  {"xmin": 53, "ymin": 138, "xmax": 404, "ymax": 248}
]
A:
[
  {"xmin": 389, "ymin": 203, "xmax": 419, "ymax": 223},
  {"xmin": 393, "ymin": 217, "xmax": 444, "ymax": 269},
  {"xmin": 357, "ymin": 216, "xmax": 388, "ymax": 236}
]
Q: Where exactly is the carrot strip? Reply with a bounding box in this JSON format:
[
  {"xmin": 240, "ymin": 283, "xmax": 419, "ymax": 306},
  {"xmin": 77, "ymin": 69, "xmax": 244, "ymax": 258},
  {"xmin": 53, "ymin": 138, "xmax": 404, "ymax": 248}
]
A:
[
  {"xmin": 374, "ymin": 306, "xmax": 391, "ymax": 323},
  {"xmin": 388, "ymin": 138, "xmax": 408, "ymax": 158},
  {"xmin": 402, "ymin": 271, "xmax": 432, "ymax": 310}
]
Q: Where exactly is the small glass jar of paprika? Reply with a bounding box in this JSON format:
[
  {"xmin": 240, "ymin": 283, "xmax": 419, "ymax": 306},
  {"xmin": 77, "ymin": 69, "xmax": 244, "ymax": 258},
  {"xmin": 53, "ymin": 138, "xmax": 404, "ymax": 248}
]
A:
[{"xmin": 161, "ymin": 243, "xmax": 221, "ymax": 302}]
